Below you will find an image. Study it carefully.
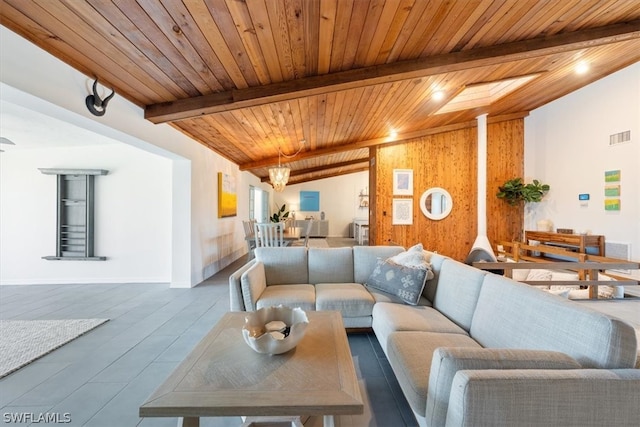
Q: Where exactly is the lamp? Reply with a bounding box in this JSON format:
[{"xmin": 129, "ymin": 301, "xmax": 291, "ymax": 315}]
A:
[
  {"xmin": 269, "ymin": 141, "xmax": 305, "ymax": 192},
  {"xmin": 269, "ymin": 148, "xmax": 290, "ymax": 192}
]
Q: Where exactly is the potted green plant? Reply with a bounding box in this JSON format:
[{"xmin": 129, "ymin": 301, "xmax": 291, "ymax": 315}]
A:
[
  {"xmin": 497, "ymin": 178, "xmax": 550, "ymax": 206},
  {"xmin": 270, "ymin": 204, "xmax": 290, "ymax": 223}
]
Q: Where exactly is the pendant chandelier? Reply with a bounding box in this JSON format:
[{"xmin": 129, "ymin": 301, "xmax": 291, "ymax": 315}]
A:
[
  {"xmin": 269, "ymin": 142, "xmax": 304, "ymax": 192},
  {"xmin": 269, "ymin": 150, "xmax": 290, "ymax": 193}
]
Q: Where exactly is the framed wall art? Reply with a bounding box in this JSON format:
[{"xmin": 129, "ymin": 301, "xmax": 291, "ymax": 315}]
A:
[
  {"xmin": 300, "ymin": 191, "xmax": 320, "ymax": 211},
  {"xmin": 218, "ymin": 172, "xmax": 237, "ymax": 218},
  {"xmin": 604, "ymin": 169, "xmax": 621, "ymax": 212},
  {"xmin": 393, "ymin": 169, "xmax": 413, "ymax": 196},
  {"xmin": 392, "ymin": 199, "xmax": 413, "ymax": 225},
  {"xmin": 605, "ymin": 199, "xmax": 621, "ymax": 211}
]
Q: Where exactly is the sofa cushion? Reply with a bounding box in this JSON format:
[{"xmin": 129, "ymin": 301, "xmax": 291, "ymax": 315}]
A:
[
  {"xmin": 229, "ymin": 259, "xmax": 257, "ymax": 311},
  {"xmin": 422, "ymin": 252, "xmax": 448, "ymax": 303},
  {"xmin": 308, "ymin": 247, "xmax": 354, "ymax": 284},
  {"xmin": 386, "ymin": 331, "xmax": 481, "ymax": 417},
  {"xmin": 256, "ymin": 284, "xmax": 316, "ymax": 312},
  {"xmin": 353, "ymin": 246, "xmax": 404, "ymax": 283},
  {"xmin": 255, "ymin": 247, "xmax": 308, "ymax": 285},
  {"xmin": 432, "ymin": 259, "xmax": 487, "ymax": 331},
  {"xmin": 315, "ymin": 283, "xmax": 375, "ymax": 317},
  {"xmin": 446, "ymin": 369, "xmax": 640, "ymax": 427},
  {"xmin": 240, "ymin": 261, "xmax": 266, "ymax": 311},
  {"xmin": 426, "ymin": 347, "xmax": 581, "ymax": 427},
  {"xmin": 372, "ymin": 302, "xmax": 468, "ymax": 354},
  {"xmin": 368, "ymin": 288, "xmax": 432, "ymax": 306},
  {"xmin": 365, "ymin": 258, "xmax": 429, "ymax": 305},
  {"xmin": 471, "ymin": 273, "xmax": 639, "ymax": 369},
  {"xmin": 342, "ymin": 317, "xmax": 373, "ymax": 328}
]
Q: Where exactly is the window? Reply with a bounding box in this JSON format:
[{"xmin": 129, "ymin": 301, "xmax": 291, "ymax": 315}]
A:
[{"xmin": 249, "ymin": 186, "xmax": 269, "ymax": 222}]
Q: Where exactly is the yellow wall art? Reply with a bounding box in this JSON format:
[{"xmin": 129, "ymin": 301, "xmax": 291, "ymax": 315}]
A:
[
  {"xmin": 218, "ymin": 172, "xmax": 237, "ymax": 218},
  {"xmin": 604, "ymin": 198, "xmax": 620, "ymax": 211}
]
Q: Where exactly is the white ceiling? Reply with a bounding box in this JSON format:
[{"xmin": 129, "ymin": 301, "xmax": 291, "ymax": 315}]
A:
[{"xmin": 0, "ymin": 100, "xmax": 117, "ymax": 152}]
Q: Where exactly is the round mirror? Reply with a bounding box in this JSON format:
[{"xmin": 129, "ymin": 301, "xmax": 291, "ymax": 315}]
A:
[{"xmin": 420, "ymin": 187, "xmax": 453, "ymax": 220}]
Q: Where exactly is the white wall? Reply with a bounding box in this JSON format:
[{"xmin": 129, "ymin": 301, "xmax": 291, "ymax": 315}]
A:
[
  {"xmin": 0, "ymin": 144, "xmax": 172, "ymax": 284},
  {"xmin": 273, "ymin": 171, "xmax": 370, "ymax": 236},
  {"xmin": 0, "ymin": 27, "xmax": 269, "ymax": 287},
  {"xmin": 525, "ymin": 62, "xmax": 640, "ymax": 277}
]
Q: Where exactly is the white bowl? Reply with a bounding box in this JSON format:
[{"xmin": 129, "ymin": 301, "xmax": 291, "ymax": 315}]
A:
[{"xmin": 242, "ymin": 306, "xmax": 309, "ymax": 355}]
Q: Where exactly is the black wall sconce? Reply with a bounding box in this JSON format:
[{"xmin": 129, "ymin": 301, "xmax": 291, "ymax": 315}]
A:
[{"xmin": 85, "ymin": 78, "xmax": 115, "ymax": 116}]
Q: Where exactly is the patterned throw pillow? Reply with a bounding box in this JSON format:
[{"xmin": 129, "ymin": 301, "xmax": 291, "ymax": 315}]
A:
[{"xmin": 365, "ymin": 258, "xmax": 429, "ymax": 305}]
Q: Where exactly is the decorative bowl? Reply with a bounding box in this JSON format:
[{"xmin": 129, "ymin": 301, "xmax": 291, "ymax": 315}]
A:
[{"xmin": 242, "ymin": 306, "xmax": 309, "ymax": 355}]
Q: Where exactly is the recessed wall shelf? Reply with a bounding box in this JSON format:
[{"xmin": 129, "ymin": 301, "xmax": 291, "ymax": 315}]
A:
[{"xmin": 39, "ymin": 168, "xmax": 109, "ymax": 261}]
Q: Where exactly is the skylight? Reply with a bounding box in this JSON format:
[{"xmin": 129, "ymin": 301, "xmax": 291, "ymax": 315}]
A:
[{"xmin": 435, "ymin": 74, "xmax": 540, "ymax": 114}]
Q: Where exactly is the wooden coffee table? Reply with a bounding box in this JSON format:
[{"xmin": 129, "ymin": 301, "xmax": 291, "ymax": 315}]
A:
[{"xmin": 139, "ymin": 311, "xmax": 363, "ymax": 427}]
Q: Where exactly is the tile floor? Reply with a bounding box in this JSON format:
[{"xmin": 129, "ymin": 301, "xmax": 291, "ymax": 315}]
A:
[{"xmin": 0, "ymin": 253, "xmax": 417, "ymax": 427}]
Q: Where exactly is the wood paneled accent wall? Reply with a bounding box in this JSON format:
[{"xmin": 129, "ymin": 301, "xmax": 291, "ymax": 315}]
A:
[{"xmin": 369, "ymin": 118, "xmax": 524, "ymax": 261}]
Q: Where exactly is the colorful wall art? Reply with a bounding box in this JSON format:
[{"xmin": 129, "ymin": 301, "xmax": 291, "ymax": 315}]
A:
[
  {"xmin": 218, "ymin": 172, "xmax": 237, "ymax": 218},
  {"xmin": 300, "ymin": 191, "xmax": 320, "ymax": 211},
  {"xmin": 603, "ymin": 170, "xmax": 621, "ymax": 212}
]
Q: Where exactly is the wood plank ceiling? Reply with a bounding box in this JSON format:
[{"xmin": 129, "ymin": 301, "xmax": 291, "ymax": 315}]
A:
[{"xmin": 2, "ymin": 1, "xmax": 639, "ymax": 186}]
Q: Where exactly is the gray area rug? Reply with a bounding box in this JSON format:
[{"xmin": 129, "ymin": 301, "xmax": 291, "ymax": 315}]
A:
[
  {"xmin": 307, "ymin": 238, "xmax": 329, "ymax": 248},
  {"xmin": 326, "ymin": 237, "xmax": 357, "ymax": 248},
  {"xmin": 0, "ymin": 318, "xmax": 109, "ymax": 378}
]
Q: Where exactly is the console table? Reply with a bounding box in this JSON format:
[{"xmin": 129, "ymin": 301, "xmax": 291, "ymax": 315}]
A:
[
  {"xmin": 294, "ymin": 220, "xmax": 329, "ymax": 237},
  {"xmin": 524, "ymin": 231, "xmax": 605, "ymax": 256}
]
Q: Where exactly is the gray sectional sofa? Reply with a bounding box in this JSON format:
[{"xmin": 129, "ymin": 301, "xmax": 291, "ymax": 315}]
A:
[{"xmin": 229, "ymin": 246, "xmax": 640, "ymax": 427}]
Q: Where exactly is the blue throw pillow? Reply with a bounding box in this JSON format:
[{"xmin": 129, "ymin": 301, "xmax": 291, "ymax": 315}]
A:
[{"xmin": 365, "ymin": 258, "xmax": 429, "ymax": 305}]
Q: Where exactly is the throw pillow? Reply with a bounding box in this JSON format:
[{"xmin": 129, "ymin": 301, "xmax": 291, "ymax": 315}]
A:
[
  {"xmin": 365, "ymin": 258, "xmax": 429, "ymax": 305},
  {"xmin": 504, "ymin": 258, "xmax": 530, "ymax": 282},
  {"xmin": 388, "ymin": 243, "xmax": 435, "ymax": 280},
  {"xmin": 525, "ymin": 269, "xmax": 553, "ymax": 281}
]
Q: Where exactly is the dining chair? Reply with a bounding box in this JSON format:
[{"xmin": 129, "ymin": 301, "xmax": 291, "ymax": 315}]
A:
[
  {"xmin": 254, "ymin": 222, "xmax": 287, "ymax": 247},
  {"xmin": 291, "ymin": 219, "xmax": 313, "ymax": 247},
  {"xmin": 359, "ymin": 225, "xmax": 369, "ymax": 245},
  {"xmin": 243, "ymin": 219, "xmax": 257, "ymax": 258}
]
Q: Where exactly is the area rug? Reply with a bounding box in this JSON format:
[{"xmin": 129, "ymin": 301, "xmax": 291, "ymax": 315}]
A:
[
  {"xmin": 307, "ymin": 238, "xmax": 329, "ymax": 248},
  {"xmin": 0, "ymin": 318, "xmax": 109, "ymax": 378}
]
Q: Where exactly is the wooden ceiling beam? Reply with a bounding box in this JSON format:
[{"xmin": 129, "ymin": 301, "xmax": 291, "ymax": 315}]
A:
[
  {"xmin": 286, "ymin": 159, "xmax": 370, "ymax": 177},
  {"xmin": 262, "ymin": 166, "xmax": 372, "ymax": 186},
  {"xmin": 259, "ymin": 159, "xmax": 370, "ymax": 182},
  {"xmin": 289, "ymin": 167, "xmax": 371, "ymax": 185},
  {"xmin": 145, "ymin": 21, "xmax": 640, "ymax": 124}
]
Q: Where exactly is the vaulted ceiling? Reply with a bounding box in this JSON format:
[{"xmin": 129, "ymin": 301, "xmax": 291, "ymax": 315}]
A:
[{"xmin": 1, "ymin": 1, "xmax": 639, "ymax": 185}]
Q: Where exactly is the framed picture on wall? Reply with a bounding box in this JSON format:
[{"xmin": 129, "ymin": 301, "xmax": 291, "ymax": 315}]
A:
[
  {"xmin": 392, "ymin": 199, "xmax": 413, "ymax": 225},
  {"xmin": 217, "ymin": 172, "xmax": 237, "ymax": 218},
  {"xmin": 393, "ymin": 169, "xmax": 413, "ymax": 196},
  {"xmin": 300, "ymin": 191, "xmax": 320, "ymax": 211}
]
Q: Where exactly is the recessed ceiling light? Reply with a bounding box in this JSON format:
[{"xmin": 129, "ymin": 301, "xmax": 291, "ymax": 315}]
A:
[
  {"xmin": 575, "ymin": 61, "xmax": 589, "ymax": 75},
  {"xmin": 389, "ymin": 130, "xmax": 398, "ymax": 139},
  {"xmin": 432, "ymin": 90, "xmax": 445, "ymax": 101}
]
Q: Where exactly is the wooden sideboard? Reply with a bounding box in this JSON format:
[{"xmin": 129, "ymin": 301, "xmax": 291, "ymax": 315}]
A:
[{"xmin": 524, "ymin": 231, "xmax": 605, "ymax": 256}]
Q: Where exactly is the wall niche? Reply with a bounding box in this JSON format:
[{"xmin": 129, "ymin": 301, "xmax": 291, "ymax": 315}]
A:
[{"xmin": 39, "ymin": 168, "xmax": 108, "ymax": 261}]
